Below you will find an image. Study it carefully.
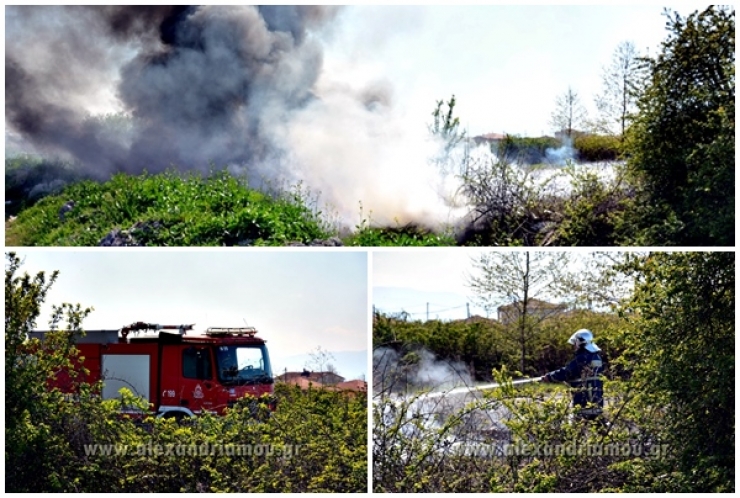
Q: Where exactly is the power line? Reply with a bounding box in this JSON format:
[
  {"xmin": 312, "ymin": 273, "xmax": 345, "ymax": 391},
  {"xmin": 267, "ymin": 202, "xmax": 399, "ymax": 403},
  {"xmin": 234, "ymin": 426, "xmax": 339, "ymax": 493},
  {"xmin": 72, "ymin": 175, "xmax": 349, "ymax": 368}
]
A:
[{"xmin": 375, "ymin": 303, "xmax": 473, "ymax": 320}]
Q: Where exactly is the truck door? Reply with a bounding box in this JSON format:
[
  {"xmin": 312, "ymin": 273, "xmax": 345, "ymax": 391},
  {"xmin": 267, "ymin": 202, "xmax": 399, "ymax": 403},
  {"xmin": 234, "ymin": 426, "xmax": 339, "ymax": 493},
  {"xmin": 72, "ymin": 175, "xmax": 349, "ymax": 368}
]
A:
[{"xmin": 179, "ymin": 346, "xmax": 216, "ymax": 413}]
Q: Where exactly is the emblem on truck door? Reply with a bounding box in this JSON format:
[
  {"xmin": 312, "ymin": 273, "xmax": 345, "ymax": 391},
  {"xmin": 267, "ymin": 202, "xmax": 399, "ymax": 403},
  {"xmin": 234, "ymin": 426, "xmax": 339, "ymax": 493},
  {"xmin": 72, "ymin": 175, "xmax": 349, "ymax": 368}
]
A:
[{"xmin": 193, "ymin": 384, "xmax": 204, "ymax": 399}]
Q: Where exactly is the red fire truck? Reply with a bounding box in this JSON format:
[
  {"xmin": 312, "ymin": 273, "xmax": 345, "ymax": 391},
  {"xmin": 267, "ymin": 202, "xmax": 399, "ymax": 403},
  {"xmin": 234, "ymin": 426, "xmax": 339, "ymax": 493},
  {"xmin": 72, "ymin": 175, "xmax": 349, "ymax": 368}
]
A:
[{"xmin": 30, "ymin": 322, "xmax": 275, "ymax": 419}]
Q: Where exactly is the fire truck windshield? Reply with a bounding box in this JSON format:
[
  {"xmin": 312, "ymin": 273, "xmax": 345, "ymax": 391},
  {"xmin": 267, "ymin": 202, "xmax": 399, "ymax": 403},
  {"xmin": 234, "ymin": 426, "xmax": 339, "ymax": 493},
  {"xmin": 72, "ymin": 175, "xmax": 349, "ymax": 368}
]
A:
[{"xmin": 216, "ymin": 345, "xmax": 273, "ymax": 386}]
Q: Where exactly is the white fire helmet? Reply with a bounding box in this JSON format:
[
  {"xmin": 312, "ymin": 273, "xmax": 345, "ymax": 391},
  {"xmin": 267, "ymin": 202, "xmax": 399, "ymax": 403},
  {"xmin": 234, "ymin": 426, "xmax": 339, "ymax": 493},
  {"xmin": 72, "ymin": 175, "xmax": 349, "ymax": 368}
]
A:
[{"xmin": 568, "ymin": 329, "xmax": 601, "ymax": 352}]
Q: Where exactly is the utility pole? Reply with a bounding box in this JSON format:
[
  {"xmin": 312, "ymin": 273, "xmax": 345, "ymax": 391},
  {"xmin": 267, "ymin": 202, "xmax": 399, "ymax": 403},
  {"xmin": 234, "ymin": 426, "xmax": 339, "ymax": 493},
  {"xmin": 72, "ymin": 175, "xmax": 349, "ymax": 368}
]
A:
[
  {"xmin": 467, "ymin": 302, "xmax": 470, "ymax": 318},
  {"xmin": 426, "ymin": 303, "xmax": 429, "ymax": 321}
]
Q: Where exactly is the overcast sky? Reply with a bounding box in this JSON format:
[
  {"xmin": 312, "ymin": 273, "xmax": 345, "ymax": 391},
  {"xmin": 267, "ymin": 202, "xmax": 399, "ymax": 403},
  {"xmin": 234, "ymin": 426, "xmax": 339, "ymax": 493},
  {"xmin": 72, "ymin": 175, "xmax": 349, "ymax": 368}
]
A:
[
  {"xmin": 325, "ymin": 3, "xmax": 707, "ymax": 136},
  {"xmin": 10, "ymin": 249, "xmax": 369, "ymax": 377}
]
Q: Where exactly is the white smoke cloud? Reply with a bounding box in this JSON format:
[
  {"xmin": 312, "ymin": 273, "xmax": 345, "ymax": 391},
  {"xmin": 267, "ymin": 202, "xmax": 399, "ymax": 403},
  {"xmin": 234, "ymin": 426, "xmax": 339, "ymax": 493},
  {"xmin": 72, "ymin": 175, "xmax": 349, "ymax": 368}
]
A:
[
  {"xmin": 373, "ymin": 346, "xmax": 472, "ymax": 394},
  {"xmin": 271, "ymin": 84, "xmax": 465, "ymax": 226}
]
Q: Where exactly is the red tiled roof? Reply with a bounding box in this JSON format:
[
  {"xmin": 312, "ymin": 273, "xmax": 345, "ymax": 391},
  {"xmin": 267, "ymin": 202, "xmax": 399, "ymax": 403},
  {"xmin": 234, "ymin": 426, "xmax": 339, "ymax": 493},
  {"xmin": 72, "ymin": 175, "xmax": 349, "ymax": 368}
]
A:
[
  {"xmin": 475, "ymin": 132, "xmax": 506, "ymax": 141},
  {"xmin": 335, "ymin": 380, "xmax": 367, "ymax": 392}
]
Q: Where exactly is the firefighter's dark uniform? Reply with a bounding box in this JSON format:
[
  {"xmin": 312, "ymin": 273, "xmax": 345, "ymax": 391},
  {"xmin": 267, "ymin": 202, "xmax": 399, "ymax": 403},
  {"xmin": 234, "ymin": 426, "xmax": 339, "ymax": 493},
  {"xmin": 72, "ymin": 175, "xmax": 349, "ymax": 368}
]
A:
[{"xmin": 545, "ymin": 347, "xmax": 604, "ymax": 420}]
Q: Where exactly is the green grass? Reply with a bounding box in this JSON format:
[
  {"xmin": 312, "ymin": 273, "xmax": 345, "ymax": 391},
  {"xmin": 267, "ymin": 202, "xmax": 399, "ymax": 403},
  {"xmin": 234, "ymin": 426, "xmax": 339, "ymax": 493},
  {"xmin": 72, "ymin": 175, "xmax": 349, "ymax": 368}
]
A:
[
  {"xmin": 5, "ymin": 170, "xmax": 335, "ymax": 246},
  {"xmin": 6, "ymin": 163, "xmax": 459, "ymax": 247},
  {"xmin": 345, "ymin": 223, "xmax": 456, "ymax": 247}
]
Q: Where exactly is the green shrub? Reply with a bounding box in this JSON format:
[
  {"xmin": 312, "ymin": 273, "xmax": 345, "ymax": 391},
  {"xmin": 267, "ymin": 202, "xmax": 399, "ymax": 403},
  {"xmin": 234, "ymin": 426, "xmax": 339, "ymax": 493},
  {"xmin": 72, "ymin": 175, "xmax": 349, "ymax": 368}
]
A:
[
  {"xmin": 495, "ymin": 135, "xmax": 561, "ymax": 165},
  {"xmin": 554, "ymin": 166, "xmax": 625, "ymax": 246},
  {"xmin": 573, "ymin": 134, "xmax": 623, "ymax": 162}
]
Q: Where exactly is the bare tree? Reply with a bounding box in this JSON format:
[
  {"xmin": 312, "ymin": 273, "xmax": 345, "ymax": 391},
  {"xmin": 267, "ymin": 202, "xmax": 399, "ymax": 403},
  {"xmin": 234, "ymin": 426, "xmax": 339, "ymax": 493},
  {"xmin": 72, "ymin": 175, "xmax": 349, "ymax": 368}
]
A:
[
  {"xmin": 305, "ymin": 345, "xmax": 339, "ymax": 384},
  {"xmin": 593, "ymin": 41, "xmax": 647, "ymax": 137},
  {"xmin": 467, "ymin": 251, "xmax": 575, "ymax": 373},
  {"xmin": 550, "ymin": 86, "xmax": 588, "ymax": 139}
]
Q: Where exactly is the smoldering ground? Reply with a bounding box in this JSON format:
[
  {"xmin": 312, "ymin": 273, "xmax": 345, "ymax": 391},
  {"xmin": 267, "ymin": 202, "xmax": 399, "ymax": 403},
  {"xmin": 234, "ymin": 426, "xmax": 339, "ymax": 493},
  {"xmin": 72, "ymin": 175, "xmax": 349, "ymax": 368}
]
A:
[
  {"xmin": 373, "ymin": 346, "xmax": 513, "ymax": 459},
  {"xmin": 6, "ymin": 5, "xmax": 463, "ymax": 227}
]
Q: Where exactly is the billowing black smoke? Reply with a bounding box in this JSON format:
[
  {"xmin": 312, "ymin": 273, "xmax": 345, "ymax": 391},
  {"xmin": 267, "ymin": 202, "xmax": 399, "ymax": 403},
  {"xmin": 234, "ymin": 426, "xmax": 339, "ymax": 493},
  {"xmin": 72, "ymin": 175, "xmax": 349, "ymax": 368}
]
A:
[{"xmin": 5, "ymin": 6, "xmax": 341, "ymax": 179}]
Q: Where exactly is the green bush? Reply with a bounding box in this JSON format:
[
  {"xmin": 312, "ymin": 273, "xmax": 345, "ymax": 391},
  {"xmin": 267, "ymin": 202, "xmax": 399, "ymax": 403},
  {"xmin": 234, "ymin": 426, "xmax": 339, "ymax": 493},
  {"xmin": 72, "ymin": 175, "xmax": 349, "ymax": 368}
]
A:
[
  {"xmin": 554, "ymin": 165, "xmax": 628, "ymax": 246},
  {"xmin": 573, "ymin": 134, "xmax": 623, "ymax": 162},
  {"xmin": 495, "ymin": 135, "xmax": 561, "ymax": 165},
  {"xmin": 622, "ymin": 7, "xmax": 734, "ymax": 246},
  {"xmin": 614, "ymin": 252, "xmax": 734, "ymax": 491}
]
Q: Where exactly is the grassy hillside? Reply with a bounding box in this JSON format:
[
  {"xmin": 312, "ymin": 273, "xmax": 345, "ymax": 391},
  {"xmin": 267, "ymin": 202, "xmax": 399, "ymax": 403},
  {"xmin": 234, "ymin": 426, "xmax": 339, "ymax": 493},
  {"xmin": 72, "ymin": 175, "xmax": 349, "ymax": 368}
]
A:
[
  {"xmin": 5, "ymin": 170, "xmax": 335, "ymax": 246},
  {"xmin": 5, "ymin": 165, "xmax": 456, "ymax": 247}
]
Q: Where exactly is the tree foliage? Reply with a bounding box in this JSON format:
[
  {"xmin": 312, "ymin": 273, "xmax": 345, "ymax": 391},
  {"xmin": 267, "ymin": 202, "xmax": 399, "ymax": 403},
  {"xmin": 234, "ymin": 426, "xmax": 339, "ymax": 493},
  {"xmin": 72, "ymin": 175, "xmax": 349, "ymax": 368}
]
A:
[
  {"xmin": 623, "ymin": 6, "xmax": 735, "ymax": 245},
  {"xmin": 615, "ymin": 251, "xmax": 734, "ymax": 491}
]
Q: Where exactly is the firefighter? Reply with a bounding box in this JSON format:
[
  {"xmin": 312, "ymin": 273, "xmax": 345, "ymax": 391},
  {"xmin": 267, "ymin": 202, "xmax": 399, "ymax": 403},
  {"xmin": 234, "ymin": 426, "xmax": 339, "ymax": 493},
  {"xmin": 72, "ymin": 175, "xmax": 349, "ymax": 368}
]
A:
[{"xmin": 541, "ymin": 329, "xmax": 604, "ymax": 420}]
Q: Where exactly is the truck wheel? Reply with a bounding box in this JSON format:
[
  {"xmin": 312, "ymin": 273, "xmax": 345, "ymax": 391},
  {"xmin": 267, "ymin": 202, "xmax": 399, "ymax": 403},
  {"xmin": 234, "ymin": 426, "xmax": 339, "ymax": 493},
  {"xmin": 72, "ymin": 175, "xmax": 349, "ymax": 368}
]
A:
[{"xmin": 163, "ymin": 412, "xmax": 186, "ymax": 424}]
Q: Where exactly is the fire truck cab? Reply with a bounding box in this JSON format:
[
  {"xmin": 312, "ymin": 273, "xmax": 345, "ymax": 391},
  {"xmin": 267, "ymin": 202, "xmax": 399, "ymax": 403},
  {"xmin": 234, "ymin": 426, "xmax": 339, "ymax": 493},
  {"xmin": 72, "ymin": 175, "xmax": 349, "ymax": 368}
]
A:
[{"xmin": 30, "ymin": 322, "xmax": 275, "ymax": 419}]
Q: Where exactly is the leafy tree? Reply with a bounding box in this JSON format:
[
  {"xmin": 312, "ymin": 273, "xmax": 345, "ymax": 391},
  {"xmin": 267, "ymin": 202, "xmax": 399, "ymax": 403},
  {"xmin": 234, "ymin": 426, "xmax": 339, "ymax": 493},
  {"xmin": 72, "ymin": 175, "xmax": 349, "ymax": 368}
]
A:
[
  {"xmin": 623, "ymin": 6, "xmax": 734, "ymax": 245},
  {"xmin": 5, "ymin": 252, "xmax": 101, "ymax": 491},
  {"xmin": 593, "ymin": 41, "xmax": 647, "ymax": 137},
  {"xmin": 616, "ymin": 251, "xmax": 734, "ymax": 491},
  {"xmin": 550, "ymin": 86, "xmax": 588, "ymax": 139}
]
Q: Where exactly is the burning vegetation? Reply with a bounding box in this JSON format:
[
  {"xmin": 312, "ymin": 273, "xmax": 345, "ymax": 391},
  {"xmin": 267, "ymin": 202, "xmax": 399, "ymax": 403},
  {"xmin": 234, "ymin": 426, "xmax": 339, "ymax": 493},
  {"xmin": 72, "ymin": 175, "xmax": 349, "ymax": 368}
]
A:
[{"xmin": 5, "ymin": 6, "xmax": 734, "ymax": 247}]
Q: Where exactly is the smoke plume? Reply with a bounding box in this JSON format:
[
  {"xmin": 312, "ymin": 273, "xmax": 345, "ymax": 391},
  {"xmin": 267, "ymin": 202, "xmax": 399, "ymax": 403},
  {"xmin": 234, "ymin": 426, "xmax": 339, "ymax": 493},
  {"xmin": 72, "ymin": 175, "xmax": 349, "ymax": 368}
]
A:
[
  {"xmin": 373, "ymin": 347, "xmax": 472, "ymax": 395},
  {"xmin": 6, "ymin": 6, "xmax": 460, "ymax": 226}
]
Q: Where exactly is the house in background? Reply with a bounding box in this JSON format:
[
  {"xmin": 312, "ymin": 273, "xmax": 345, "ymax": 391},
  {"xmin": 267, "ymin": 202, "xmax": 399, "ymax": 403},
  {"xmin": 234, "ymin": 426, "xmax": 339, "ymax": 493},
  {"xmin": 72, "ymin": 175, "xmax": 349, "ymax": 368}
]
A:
[
  {"xmin": 276, "ymin": 370, "xmax": 366, "ymax": 394},
  {"xmin": 471, "ymin": 132, "xmax": 506, "ymax": 147},
  {"xmin": 276, "ymin": 369, "xmax": 345, "ymax": 387},
  {"xmin": 497, "ymin": 299, "xmax": 568, "ymax": 325},
  {"xmin": 335, "ymin": 380, "xmax": 367, "ymax": 396}
]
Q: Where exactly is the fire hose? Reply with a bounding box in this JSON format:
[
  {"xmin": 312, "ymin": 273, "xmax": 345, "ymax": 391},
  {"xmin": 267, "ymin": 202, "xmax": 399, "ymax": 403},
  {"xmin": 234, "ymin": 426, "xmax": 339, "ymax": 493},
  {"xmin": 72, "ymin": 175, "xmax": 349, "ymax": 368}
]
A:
[{"xmin": 413, "ymin": 376, "xmax": 544, "ymax": 400}]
